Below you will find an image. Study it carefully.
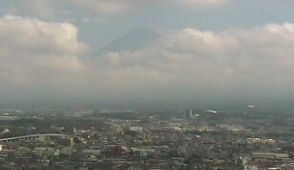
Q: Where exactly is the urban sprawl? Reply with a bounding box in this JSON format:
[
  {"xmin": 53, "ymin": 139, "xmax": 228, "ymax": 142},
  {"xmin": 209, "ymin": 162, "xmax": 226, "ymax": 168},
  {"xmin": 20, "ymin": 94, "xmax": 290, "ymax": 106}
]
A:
[{"xmin": 0, "ymin": 107, "xmax": 293, "ymax": 170}]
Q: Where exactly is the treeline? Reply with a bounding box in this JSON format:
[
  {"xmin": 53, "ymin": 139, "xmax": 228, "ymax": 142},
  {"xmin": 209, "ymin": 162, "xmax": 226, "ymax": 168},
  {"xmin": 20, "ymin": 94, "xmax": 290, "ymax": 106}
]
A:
[{"xmin": 93, "ymin": 112, "xmax": 138, "ymax": 120}]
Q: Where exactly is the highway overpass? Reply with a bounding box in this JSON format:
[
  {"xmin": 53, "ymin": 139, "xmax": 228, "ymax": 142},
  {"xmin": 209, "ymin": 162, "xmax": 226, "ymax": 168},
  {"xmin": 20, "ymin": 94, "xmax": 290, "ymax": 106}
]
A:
[{"xmin": 0, "ymin": 134, "xmax": 68, "ymax": 143}]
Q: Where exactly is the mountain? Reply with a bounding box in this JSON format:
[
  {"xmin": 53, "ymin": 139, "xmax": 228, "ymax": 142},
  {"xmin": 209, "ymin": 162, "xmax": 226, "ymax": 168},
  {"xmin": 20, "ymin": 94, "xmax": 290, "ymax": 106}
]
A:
[{"xmin": 97, "ymin": 28, "xmax": 160, "ymax": 56}]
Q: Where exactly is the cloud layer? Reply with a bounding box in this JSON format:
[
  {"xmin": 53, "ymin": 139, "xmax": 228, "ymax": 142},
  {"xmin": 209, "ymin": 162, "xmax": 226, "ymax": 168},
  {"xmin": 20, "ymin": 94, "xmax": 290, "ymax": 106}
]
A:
[
  {"xmin": 68, "ymin": 0, "xmax": 228, "ymax": 13},
  {"xmin": 6, "ymin": 0, "xmax": 227, "ymax": 17},
  {"xmin": 0, "ymin": 15, "xmax": 86, "ymax": 87},
  {"xmin": 1, "ymin": 15, "xmax": 294, "ymax": 103},
  {"xmin": 93, "ymin": 23, "xmax": 294, "ymax": 101}
]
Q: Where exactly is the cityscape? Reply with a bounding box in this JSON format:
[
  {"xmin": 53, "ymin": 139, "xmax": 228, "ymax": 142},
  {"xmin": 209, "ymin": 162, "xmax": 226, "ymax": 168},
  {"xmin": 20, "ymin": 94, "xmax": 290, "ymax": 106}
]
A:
[
  {"xmin": 1, "ymin": 0, "xmax": 294, "ymax": 170},
  {"xmin": 0, "ymin": 105, "xmax": 294, "ymax": 170}
]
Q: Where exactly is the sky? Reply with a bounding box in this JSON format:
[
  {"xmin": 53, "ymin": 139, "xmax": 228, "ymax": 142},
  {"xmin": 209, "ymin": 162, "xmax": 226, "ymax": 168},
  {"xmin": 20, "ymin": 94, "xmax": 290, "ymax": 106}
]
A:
[{"xmin": 1, "ymin": 0, "xmax": 294, "ymax": 106}]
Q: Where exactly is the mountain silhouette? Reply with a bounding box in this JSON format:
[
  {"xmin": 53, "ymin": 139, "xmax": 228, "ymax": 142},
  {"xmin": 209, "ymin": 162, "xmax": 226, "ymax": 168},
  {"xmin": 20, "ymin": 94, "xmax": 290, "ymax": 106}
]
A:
[{"xmin": 96, "ymin": 28, "xmax": 160, "ymax": 56}]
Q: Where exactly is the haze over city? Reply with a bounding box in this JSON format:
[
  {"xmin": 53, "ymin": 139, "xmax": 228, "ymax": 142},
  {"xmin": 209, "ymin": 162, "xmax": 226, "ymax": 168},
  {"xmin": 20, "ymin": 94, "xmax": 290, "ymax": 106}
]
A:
[
  {"xmin": 1, "ymin": 0, "xmax": 294, "ymax": 106},
  {"xmin": 3, "ymin": 2, "xmax": 294, "ymax": 170}
]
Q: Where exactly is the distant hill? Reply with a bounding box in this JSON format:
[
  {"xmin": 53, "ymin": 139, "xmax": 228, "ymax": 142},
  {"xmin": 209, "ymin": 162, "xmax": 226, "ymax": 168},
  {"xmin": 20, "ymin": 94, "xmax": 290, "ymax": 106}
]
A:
[{"xmin": 96, "ymin": 28, "xmax": 160, "ymax": 56}]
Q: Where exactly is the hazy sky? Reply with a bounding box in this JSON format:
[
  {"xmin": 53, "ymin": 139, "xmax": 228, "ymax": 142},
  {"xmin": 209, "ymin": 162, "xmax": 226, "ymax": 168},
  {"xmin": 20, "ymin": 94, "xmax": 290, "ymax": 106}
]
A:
[{"xmin": 1, "ymin": 0, "xmax": 294, "ymax": 105}]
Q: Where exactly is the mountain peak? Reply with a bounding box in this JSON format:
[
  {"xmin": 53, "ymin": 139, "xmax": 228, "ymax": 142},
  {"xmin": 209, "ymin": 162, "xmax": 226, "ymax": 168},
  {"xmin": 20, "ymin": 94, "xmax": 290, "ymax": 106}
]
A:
[{"xmin": 97, "ymin": 28, "xmax": 160, "ymax": 55}]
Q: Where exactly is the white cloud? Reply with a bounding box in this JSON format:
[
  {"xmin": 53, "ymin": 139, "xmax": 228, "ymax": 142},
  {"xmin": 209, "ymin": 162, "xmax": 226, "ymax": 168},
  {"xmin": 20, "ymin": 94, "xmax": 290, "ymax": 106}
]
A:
[
  {"xmin": 5, "ymin": 0, "xmax": 228, "ymax": 17},
  {"xmin": 7, "ymin": 0, "xmax": 56, "ymax": 19},
  {"xmin": 68, "ymin": 0, "xmax": 227, "ymax": 13},
  {"xmin": 90, "ymin": 22, "xmax": 294, "ymax": 100},
  {"xmin": 0, "ymin": 15, "xmax": 86, "ymax": 86},
  {"xmin": 1, "ymin": 15, "xmax": 294, "ymax": 102}
]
